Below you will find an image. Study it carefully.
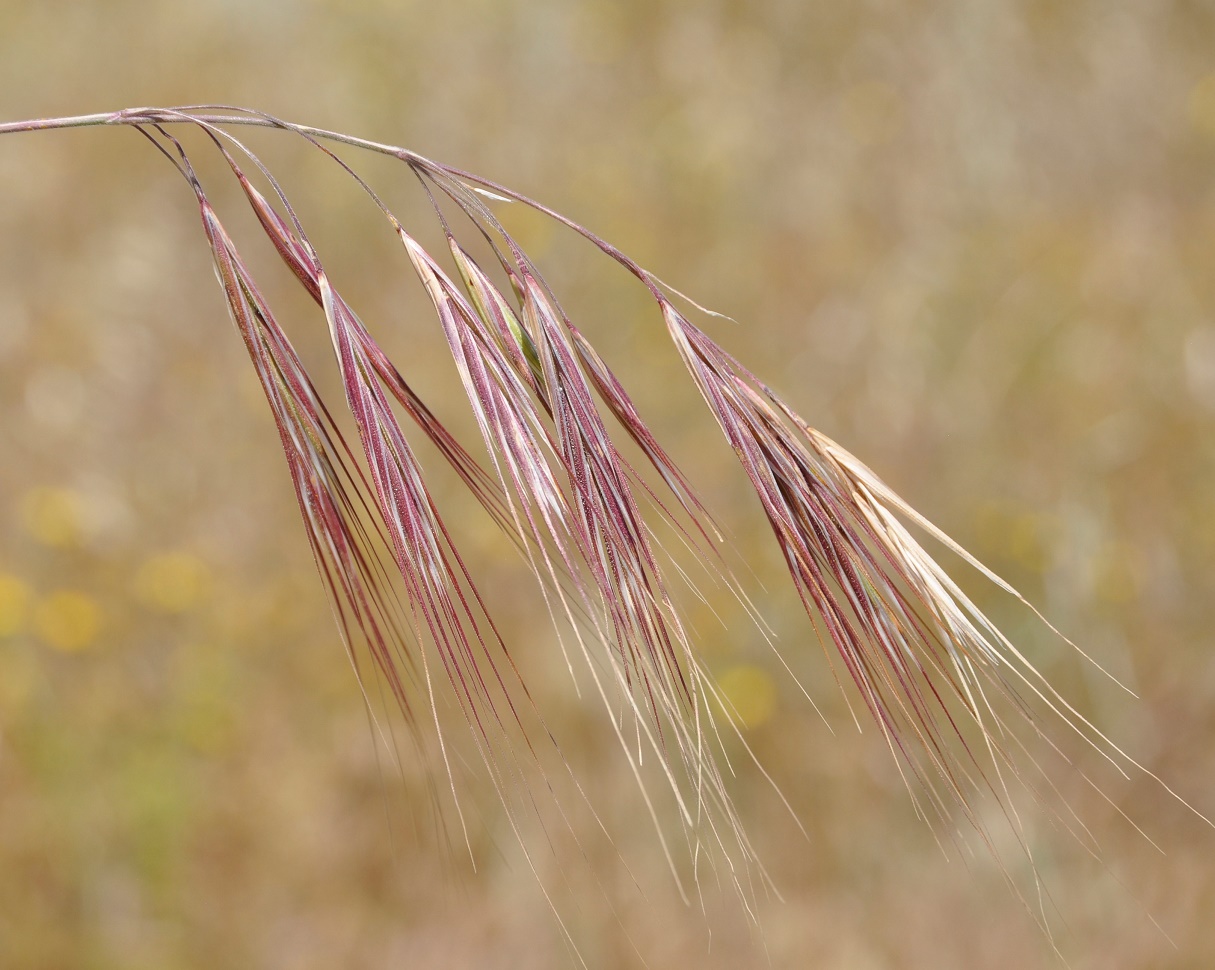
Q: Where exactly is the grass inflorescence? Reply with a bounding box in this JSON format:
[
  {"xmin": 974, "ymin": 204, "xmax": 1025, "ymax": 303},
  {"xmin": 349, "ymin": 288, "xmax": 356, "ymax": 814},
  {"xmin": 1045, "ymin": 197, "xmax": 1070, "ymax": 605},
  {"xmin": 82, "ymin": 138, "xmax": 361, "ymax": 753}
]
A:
[{"xmin": 2, "ymin": 105, "xmax": 1206, "ymax": 958}]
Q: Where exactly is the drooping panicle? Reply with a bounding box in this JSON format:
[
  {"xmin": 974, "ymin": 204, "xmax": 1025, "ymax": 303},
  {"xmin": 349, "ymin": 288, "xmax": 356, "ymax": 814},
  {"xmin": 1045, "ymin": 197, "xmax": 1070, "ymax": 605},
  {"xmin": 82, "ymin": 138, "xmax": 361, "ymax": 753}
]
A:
[{"xmin": 46, "ymin": 108, "xmax": 1199, "ymax": 937}]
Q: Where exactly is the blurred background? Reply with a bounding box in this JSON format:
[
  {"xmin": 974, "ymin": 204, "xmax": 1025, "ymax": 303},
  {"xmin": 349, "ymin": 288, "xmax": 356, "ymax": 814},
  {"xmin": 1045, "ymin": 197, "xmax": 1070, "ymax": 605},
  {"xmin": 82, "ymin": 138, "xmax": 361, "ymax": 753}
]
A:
[{"xmin": 2, "ymin": 1, "xmax": 1215, "ymax": 967}]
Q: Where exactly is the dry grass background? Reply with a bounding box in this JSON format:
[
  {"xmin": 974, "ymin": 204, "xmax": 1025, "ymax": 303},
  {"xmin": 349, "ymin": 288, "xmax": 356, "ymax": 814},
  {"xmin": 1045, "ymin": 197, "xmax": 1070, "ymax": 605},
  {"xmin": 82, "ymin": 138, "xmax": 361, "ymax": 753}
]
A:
[{"xmin": 2, "ymin": 1, "xmax": 1215, "ymax": 967}]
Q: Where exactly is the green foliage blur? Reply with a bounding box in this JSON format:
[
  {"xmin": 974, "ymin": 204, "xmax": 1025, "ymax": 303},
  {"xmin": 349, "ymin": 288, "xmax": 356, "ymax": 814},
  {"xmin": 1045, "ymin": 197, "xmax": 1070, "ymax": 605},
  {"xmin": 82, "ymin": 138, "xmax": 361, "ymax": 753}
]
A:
[{"xmin": 2, "ymin": 2, "xmax": 1214, "ymax": 967}]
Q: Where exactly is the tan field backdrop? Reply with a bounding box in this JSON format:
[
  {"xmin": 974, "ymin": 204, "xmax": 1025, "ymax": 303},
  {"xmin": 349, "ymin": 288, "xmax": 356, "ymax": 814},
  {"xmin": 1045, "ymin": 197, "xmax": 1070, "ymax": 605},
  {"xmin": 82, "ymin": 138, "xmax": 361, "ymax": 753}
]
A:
[{"xmin": 2, "ymin": 2, "xmax": 1214, "ymax": 967}]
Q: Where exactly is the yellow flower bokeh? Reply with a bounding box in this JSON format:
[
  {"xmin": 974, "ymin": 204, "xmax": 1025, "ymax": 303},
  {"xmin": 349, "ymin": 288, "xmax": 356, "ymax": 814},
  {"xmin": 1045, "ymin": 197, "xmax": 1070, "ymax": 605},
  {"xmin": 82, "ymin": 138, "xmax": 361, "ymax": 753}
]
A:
[
  {"xmin": 34, "ymin": 590, "xmax": 102, "ymax": 653},
  {"xmin": 19, "ymin": 486, "xmax": 82, "ymax": 548},
  {"xmin": 133, "ymin": 552, "xmax": 212, "ymax": 614},
  {"xmin": 0, "ymin": 572, "xmax": 32, "ymax": 637}
]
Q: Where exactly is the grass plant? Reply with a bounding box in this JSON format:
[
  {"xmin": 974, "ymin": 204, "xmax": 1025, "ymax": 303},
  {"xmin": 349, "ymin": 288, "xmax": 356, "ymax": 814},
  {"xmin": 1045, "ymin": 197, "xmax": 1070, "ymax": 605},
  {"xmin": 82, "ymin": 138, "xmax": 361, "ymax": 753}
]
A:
[{"xmin": 2, "ymin": 105, "xmax": 1206, "ymax": 960}]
